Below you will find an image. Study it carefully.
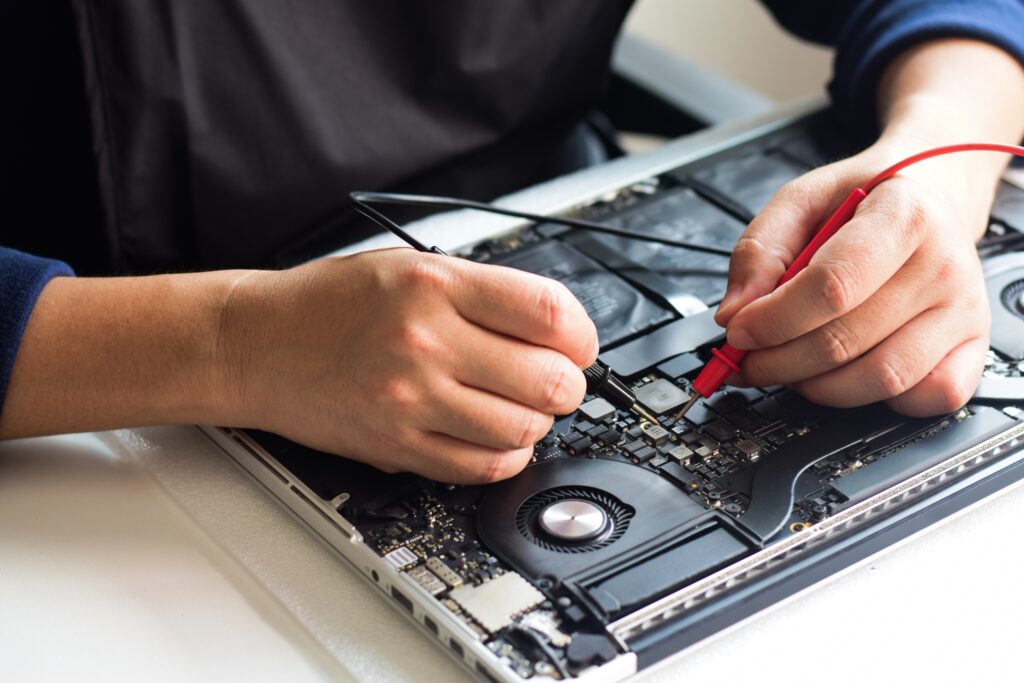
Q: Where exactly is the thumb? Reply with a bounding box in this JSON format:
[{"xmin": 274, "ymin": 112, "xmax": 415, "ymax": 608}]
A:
[{"xmin": 715, "ymin": 164, "xmax": 850, "ymax": 327}]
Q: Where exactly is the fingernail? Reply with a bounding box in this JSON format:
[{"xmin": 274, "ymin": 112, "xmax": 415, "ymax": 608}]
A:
[
  {"xmin": 717, "ymin": 284, "xmax": 744, "ymax": 317},
  {"xmin": 728, "ymin": 326, "xmax": 755, "ymax": 350}
]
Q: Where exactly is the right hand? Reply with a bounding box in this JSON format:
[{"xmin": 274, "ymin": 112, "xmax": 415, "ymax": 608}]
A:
[{"xmin": 216, "ymin": 248, "xmax": 599, "ymax": 484}]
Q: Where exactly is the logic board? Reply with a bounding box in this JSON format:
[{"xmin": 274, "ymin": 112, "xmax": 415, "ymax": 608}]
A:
[{"xmin": 212, "ymin": 111, "xmax": 1024, "ymax": 682}]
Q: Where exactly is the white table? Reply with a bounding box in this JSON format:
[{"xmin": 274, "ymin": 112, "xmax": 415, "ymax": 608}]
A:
[
  {"xmin": 4, "ymin": 427, "xmax": 1022, "ymax": 682},
  {"xmin": 5, "ymin": 102, "xmax": 1022, "ymax": 681}
]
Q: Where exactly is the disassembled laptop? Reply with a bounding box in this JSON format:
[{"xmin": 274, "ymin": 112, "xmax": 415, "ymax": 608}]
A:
[{"xmin": 203, "ymin": 107, "xmax": 1024, "ymax": 682}]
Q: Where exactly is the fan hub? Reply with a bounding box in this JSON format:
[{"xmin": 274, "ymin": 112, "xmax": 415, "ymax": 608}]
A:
[{"xmin": 538, "ymin": 499, "xmax": 609, "ymax": 541}]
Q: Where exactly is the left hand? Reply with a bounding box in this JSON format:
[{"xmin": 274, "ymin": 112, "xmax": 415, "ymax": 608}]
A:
[{"xmin": 714, "ymin": 139, "xmax": 993, "ymax": 417}]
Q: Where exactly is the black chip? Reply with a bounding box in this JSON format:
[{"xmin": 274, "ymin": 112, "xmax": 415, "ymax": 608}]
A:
[
  {"xmin": 491, "ymin": 238, "xmax": 671, "ymax": 346},
  {"xmin": 705, "ymin": 419, "xmax": 737, "ymax": 443},
  {"xmin": 729, "ymin": 409, "xmax": 765, "ymax": 431},
  {"xmin": 568, "ymin": 437, "xmax": 593, "ymax": 455},
  {"xmin": 661, "ymin": 462, "xmax": 698, "ymax": 489},
  {"xmin": 633, "ymin": 446, "xmax": 657, "ymax": 462},
  {"xmin": 707, "ymin": 392, "xmax": 748, "ymax": 415},
  {"xmin": 624, "ymin": 439, "xmax": 645, "ymax": 454},
  {"xmin": 753, "ymin": 398, "xmax": 787, "ymax": 420},
  {"xmin": 595, "ymin": 429, "xmax": 622, "ymax": 446}
]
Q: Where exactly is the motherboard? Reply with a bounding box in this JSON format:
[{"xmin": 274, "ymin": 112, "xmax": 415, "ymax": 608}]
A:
[{"xmin": 238, "ymin": 113, "xmax": 1024, "ymax": 682}]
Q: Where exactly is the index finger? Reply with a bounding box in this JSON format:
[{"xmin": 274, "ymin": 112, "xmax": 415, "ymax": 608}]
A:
[
  {"xmin": 716, "ymin": 165, "xmax": 845, "ymax": 326},
  {"xmin": 727, "ymin": 180, "xmax": 929, "ymax": 350},
  {"xmin": 446, "ymin": 258, "xmax": 600, "ymax": 368}
]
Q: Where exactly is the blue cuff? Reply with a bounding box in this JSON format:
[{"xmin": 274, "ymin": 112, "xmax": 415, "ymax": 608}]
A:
[
  {"xmin": 0, "ymin": 247, "xmax": 75, "ymax": 416},
  {"xmin": 830, "ymin": 0, "xmax": 1024, "ymax": 137}
]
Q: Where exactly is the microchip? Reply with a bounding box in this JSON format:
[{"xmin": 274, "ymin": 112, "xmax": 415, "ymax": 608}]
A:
[
  {"xmin": 579, "ymin": 397, "xmax": 615, "ymax": 422},
  {"xmin": 633, "ymin": 446, "xmax": 657, "ymax": 462},
  {"xmin": 704, "ymin": 419, "xmax": 737, "ymax": 443},
  {"xmin": 426, "ymin": 557, "xmax": 464, "ymax": 588},
  {"xmin": 735, "ymin": 439, "xmax": 761, "ymax": 461},
  {"xmin": 635, "ymin": 378, "xmax": 689, "ymax": 415},
  {"xmin": 408, "ymin": 565, "xmax": 447, "ymax": 596},
  {"xmin": 449, "ymin": 571, "xmax": 544, "ymax": 633},
  {"xmin": 668, "ymin": 445, "xmax": 693, "ymax": 463},
  {"xmin": 595, "ymin": 429, "xmax": 621, "ymax": 446},
  {"xmin": 642, "ymin": 424, "xmax": 670, "ymax": 447},
  {"xmin": 624, "ymin": 439, "xmax": 645, "ymax": 454}
]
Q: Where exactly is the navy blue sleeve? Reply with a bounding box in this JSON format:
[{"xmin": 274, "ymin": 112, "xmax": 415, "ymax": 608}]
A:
[
  {"xmin": 760, "ymin": 0, "xmax": 1024, "ymax": 135},
  {"xmin": 0, "ymin": 247, "xmax": 74, "ymax": 415}
]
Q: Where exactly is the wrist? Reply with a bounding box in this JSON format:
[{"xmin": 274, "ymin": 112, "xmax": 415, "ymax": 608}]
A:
[{"xmin": 207, "ymin": 268, "xmax": 269, "ymax": 428}]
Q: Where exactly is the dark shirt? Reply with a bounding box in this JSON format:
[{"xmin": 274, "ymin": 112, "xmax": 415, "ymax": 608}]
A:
[{"xmin": 3, "ymin": 0, "xmax": 1024, "ymax": 413}]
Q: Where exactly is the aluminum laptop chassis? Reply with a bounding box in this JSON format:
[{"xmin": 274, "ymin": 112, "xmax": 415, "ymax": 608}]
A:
[{"xmin": 197, "ymin": 102, "xmax": 1024, "ymax": 683}]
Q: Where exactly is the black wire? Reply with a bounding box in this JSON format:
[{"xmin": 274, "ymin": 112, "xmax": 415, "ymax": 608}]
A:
[
  {"xmin": 509, "ymin": 626, "xmax": 571, "ymax": 679},
  {"xmin": 349, "ymin": 191, "xmax": 733, "ymax": 257}
]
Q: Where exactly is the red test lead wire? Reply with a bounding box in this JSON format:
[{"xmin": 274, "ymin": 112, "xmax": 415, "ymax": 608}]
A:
[{"xmin": 677, "ymin": 142, "xmax": 1024, "ymax": 419}]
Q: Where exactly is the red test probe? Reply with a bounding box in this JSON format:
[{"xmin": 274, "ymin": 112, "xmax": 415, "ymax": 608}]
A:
[{"xmin": 677, "ymin": 142, "xmax": 1024, "ymax": 419}]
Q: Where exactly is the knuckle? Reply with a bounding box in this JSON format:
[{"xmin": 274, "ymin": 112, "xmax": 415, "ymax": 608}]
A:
[
  {"xmin": 401, "ymin": 257, "xmax": 450, "ymax": 293},
  {"xmin": 535, "ymin": 280, "xmax": 571, "ymax": 337},
  {"xmin": 873, "ymin": 355, "xmax": 914, "ymax": 398},
  {"xmin": 817, "ymin": 261, "xmax": 857, "ymax": 315},
  {"xmin": 513, "ymin": 408, "xmax": 552, "ymax": 450},
  {"xmin": 904, "ymin": 194, "xmax": 935, "ymax": 235},
  {"xmin": 396, "ymin": 321, "xmax": 439, "ymax": 356},
  {"xmin": 475, "ymin": 448, "xmax": 532, "ymax": 484},
  {"xmin": 900, "ymin": 200, "xmax": 931, "ymax": 244},
  {"xmin": 537, "ymin": 357, "xmax": 584, "ymax": 413},
  {"xmin": 933, "ymin": 374, "xmax": 972, "ymax": 413},
  {"xmin": 378, "ymin": 377, "xmax": 419, "ymax": 412},
  {"xmin": 931, "ymin": 250, "xmax": 960, "ymax": 283},
  {"xmin": 731, "ymin": 235, "xmax": 769, "ymax": 266},
  {"xmin": 818, "ymin": 319, "xmax": 856, "ymax": 366}
]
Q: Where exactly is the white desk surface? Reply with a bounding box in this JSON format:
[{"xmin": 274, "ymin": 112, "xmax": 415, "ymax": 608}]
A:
[
  {"xmin": 3, "ymin": 427, "xmax": 1022, "ymax": 682},
  {"xmin": 5, "ymin": 106, "xmax": 1022, "ymax": 681}
]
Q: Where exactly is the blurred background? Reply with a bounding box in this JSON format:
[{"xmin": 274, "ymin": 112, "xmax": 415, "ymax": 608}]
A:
[{"xmin": 625, "ymin": 0, "xmax": 832, "ymax": 103}]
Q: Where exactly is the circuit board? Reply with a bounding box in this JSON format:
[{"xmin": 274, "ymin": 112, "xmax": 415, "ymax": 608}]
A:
[{"xmin": 236, "ymin": 111, "xmax": 1024, "ymax": 682}]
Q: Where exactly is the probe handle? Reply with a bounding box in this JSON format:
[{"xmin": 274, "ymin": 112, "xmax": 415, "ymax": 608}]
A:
[{"xmin": 691, "ymin": 187, "xmax": 868, "ymax": 399}]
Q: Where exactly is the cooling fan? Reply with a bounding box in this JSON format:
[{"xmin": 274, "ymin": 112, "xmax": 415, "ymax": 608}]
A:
[
  {"xmin": 986, "ymin": 252, "xmax": 1024, "ymax": 360},
  {"xmin": 515, "ymin": 486, "xmax": 634, "ymax": 553},
  {"xmin": 477, "ymin": 458, "xmax": 712, "ymax": 583}
]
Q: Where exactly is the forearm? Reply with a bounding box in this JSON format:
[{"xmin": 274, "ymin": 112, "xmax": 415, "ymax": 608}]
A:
[
  {"xmin": 875, "ymin": 38, "xmax": 1024, "ymax": 222},
  {"xmin": 0, "ymin": 270, "xmax": 252, "ymax": 439}
]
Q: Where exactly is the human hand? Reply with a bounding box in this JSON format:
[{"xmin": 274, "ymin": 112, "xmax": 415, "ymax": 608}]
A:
[
  {"xmin": 714, "ymin": 140, "xmax": 992, "ymax": 416},
  {"xmin": 217, "ymin": 248, "xmax": 598, "ymax": 483}
]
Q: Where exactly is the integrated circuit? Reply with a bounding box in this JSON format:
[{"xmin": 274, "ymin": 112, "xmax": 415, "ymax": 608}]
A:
[
  {"xmin": 449, "ymin": 571, "xmax": 544, "ymax": 633},
  {"xmin": 635, "ymin": 378, "xmax": 689, "ymax": 415}
]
